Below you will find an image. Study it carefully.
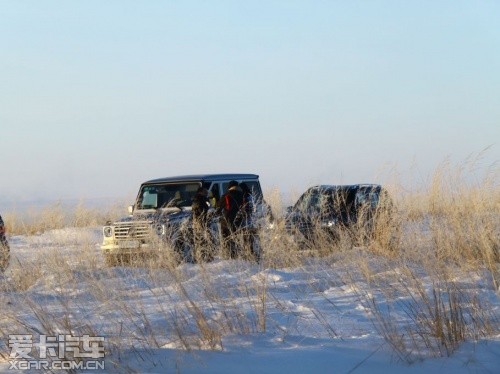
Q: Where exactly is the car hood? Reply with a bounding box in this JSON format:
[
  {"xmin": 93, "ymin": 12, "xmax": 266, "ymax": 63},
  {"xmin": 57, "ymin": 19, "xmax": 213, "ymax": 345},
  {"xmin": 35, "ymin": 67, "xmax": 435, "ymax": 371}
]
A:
[{"xmin": 115, "ymin": 208, "xmax": 192, "ymax": 224}]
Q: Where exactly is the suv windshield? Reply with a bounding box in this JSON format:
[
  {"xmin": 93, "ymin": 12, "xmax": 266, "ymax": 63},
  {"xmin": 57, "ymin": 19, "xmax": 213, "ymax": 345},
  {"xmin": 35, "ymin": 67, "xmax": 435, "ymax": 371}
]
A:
[
  {"xmin": 136, "ymin": 183, "xmax": 200, "ymax": 209},
  {"xmin": 355, "ymin": 187, "xmax": 380, "ymax": 208}
]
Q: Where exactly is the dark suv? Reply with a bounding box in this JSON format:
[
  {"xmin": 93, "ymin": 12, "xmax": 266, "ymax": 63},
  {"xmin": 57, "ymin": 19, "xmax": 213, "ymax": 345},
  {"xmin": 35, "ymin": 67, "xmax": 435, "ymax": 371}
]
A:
[
  {"xmin": 285, "ymin": 184, "xmax": 396, "ymax": 248},
  {"xmin": 101, "ymin": 174, "xmax": 270, "ymax": 265},
  {"xmin": 0, "ymin": 214, "xmax": 10, "ymax": 271}
]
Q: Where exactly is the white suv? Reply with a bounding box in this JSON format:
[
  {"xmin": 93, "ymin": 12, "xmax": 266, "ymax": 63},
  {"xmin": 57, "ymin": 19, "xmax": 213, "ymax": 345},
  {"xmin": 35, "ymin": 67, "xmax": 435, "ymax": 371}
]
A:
[{"xmin": 101, "ymin": 174, "xmax": 270, "ymax": 265}]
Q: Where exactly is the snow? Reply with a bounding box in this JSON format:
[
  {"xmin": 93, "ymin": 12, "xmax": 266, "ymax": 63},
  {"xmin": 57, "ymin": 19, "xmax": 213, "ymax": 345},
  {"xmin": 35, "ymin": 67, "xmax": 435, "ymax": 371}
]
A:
[{"xmin": 0, "ymin": 227, "xmax": 499, "ymax": 373}]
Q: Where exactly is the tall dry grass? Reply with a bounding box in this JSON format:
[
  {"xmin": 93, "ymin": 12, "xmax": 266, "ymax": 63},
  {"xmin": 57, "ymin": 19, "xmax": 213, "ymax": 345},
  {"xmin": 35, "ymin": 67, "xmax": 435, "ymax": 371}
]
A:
[
  {"xmin": 340, "ymin": 158, "xmax": 500, "ymax": 362},
  {"xmin": 0, "ymin": 159, "xmax": 498, "ymax": 370},
  {"xmin": 3, "ymin": 200, "xmax": 126, "ymax": 236},
  {"xmin": 398, "ymin": 159, "xmax": 499, "ymax": 280}
]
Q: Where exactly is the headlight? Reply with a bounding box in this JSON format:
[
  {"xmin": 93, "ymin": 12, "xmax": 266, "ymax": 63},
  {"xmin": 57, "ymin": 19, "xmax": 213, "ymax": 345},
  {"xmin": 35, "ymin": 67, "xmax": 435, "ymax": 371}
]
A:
[
  {"xmin": 155, "ymin": 224, "xmax": 166, "ymax": 236},
  {"xmin": 103, "ymin": 226, "xmax": 113, "ymax": 237},
  {"xmin": 321, "ymin": 220, "xmax": 336, "ymax": 228}
]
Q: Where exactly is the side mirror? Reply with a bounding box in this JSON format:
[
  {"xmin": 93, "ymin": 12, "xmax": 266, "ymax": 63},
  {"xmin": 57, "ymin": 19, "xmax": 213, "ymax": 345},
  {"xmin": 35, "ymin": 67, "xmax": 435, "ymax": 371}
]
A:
[{"xmin": 128, "ymin": 205, "xmax": 134, "ymax": 214}]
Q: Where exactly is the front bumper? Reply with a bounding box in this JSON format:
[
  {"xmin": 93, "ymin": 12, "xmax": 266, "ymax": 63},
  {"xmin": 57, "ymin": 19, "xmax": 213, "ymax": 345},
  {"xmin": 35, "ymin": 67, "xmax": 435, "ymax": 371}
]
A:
[{"xmin": 101, "ymin": 242, "xmax": 154, "ymax": 255}]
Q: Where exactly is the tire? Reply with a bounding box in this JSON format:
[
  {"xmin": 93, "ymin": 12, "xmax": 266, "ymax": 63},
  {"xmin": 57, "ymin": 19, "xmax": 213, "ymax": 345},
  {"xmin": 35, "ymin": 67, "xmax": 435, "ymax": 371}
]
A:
[
  {"xmin": 105, "ymin": 253, "xmax": 131, "ymax": 267},
  {"xmin": 176, "ymin": 239, "xmax": 194, "ymax": 263},
  {"xmin": 251, "ymin": 234, "xmax": 261, "ymax": 263}
]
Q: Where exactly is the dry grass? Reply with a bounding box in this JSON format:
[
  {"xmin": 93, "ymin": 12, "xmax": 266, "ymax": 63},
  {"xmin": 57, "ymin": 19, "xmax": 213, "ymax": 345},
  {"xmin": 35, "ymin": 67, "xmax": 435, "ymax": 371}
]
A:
[
  {"xmin": 0, "ymin": 159, "xmax": 498, "ymax": 370},
  {"xmin": 338, "ymin": 158, "xmax": 500, "ymax": 362},
  {"xmin": 3, "ymin": 200, "xmax": 126, "ymax": 236}
]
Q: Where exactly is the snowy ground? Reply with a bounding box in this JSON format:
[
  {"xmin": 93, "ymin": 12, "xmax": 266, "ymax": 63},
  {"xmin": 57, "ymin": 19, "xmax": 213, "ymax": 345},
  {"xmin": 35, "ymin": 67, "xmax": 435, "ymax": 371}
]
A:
[{"xmin": 0, "ymin": 227, "xmax": 499, "ymax": 373}]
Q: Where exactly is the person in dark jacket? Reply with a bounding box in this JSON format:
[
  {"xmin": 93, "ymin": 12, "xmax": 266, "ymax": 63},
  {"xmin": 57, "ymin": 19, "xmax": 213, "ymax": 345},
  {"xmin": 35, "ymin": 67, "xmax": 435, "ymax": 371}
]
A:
[
  {"xmin": 239, "ymin": 183, "xmax": 253, "ymax": 220},
  {"xmin": 0, "ymin": 214, "xmax": 10, "ymax": 271},
  {"xmin": 217, "ymin": 181, "xmax": 244, "ymax": 258},
  {"xmin": 192, "ymin": 187, "xmax": 210, "ymax": 221},
  {"xmin": 191, "ymin": 187, "xmax": 212, "ymax": 262},
  {"xmin": 239, "ymin": 182, "xmax": 259, "ymax": 262}
]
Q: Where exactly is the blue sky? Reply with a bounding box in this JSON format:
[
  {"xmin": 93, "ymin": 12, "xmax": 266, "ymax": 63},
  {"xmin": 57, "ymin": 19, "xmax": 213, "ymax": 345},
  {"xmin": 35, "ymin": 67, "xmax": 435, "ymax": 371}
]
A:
[{"xmin": 1, "ymin": 1, "xmax": 499, "ymax": 204}]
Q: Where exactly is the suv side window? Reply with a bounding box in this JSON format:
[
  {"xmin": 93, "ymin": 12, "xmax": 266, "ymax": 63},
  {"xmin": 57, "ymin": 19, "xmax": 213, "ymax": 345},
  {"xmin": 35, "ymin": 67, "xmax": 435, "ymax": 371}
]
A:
[
  {"xmin": 307, "ymin": 192, "xmax": 325, "ymax": 214},
  {"xmin": 355, "ymin": 187, "xmax": 379, "ymax": 209},
  {"xmin": 244, "ymin": 181, "xmax": 262, "ymax": 199},
  {"xmin": 297, "ymin": 190, "xmax": 320, "ymax": 214}
]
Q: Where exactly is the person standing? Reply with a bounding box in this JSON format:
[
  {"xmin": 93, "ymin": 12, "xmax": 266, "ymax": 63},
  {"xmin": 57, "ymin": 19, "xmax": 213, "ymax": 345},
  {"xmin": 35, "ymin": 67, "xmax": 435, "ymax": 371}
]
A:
[
  {"xmin": 0, "ymin": 214, "xmax": 10, "ymax": 271},
  {"xmin": 239, "ymin": 182, "xmax": 260, "ymax": 262},
  {"xmin": 191, "ymin": 187, "xmax": 212, "ymax": 262},
  {"xmin": 217, "ymin": 181, "xmax": 244, "ymax": 258}
]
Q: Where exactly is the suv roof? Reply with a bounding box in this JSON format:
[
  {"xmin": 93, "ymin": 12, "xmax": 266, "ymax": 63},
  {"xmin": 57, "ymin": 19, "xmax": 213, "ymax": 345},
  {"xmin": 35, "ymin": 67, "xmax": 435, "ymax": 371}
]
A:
[
  {"xmin": 144, "ymin": 174, "xmax": 259, "ymax": 184},
  {"xmin": 310, "ymin": 184, "xmax": 382, "ymax": 192}
]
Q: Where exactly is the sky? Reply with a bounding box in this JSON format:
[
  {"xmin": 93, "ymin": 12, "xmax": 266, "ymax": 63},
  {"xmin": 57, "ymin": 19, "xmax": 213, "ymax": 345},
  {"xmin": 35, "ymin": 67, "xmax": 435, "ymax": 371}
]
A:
[{"xmin": 1, "ymin": 1, "xmax": 499, "ymax": 205}]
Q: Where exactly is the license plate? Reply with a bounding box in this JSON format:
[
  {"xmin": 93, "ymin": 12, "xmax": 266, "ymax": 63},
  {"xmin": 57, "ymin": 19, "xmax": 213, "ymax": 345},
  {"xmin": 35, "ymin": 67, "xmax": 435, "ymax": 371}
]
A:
[{"xmin": 120, "ymin": 240, "xmax": 140, "ymax": 249}]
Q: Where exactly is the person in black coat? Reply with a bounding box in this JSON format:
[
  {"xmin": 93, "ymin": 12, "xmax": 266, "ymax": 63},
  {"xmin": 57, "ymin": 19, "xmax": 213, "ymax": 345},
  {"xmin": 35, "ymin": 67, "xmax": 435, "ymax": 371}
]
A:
[
  {"xmin": 192, "ymin": 187, "xmax": 210, "ymax": 222},
  {"xmin": 0, "ymin": 214, "xmax": 10, "ymax": 271},
  {"xmin": 217, "ymin": 181, "xmax": 244, "ymax": 258},
  {"xmin": 191, "ymin": 187, "xmax": 212, "ymax": 262},
  {"xmin": 239, "ymin": 182, "xmax": 260, "ymax": 262}
]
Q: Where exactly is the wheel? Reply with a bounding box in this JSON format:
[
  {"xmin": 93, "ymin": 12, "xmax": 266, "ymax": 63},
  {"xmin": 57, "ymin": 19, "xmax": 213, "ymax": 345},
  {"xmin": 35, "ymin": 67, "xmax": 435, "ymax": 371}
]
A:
[
  {"xmin": 176, "ymin": 239, "xmax": 194, "ymax": 263},
  {"xmin": 250, "ymin": 234, "xmax": 261, "ymax": 263},
  {"xmin": 105, "ymin": 253, "xmax": 130, "ymax": 267},
  {"xmin": 104, "ymin": 254, "xmax": 118, "ymax": 267}
]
